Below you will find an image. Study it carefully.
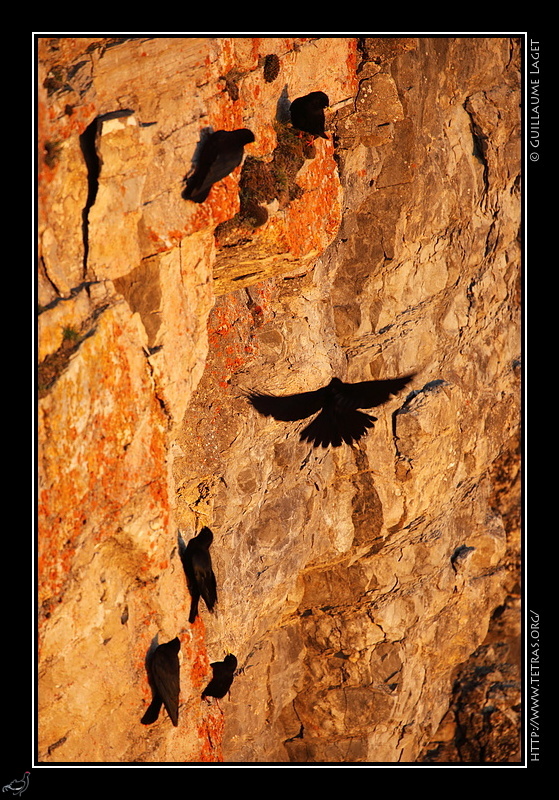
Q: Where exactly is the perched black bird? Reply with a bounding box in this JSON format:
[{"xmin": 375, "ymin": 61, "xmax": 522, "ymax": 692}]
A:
[
  {"xmin": 181, "ymin": 527, "xmax": 217, "ymax": 624},
  {"xmin": 182, "ymin": 128, "xmax": 255, "ymax": 203},
  {"xmin": 202, "ymin": 654, "xmax": 238, "ymax": 701},
  {"xmin": 289, "ymin": 91, "xmax": 329, "ymax": 139},
  {"xmin": 248, "ymin": 374, "xmax": 415, "ymax": 448},
  {"xmin": 141, "ymin": 637, "xmax": 181, "ymax": 727}
]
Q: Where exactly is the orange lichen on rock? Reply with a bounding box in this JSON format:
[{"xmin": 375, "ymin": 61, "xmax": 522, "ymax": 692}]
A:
[
  {"xmin": 206, "ymin": 291, "xmax": 274, "ymax": 387},
  {"xmin": 36, "ymin": 36, "xmax": 368, "ymax": 764},
  {"xmin": 284, "ymin": 142, "xmax": 342, "ymax": 256},
  {"xmin": 38, "ymin": 301, "xmax": 169, "ymax": 616}
]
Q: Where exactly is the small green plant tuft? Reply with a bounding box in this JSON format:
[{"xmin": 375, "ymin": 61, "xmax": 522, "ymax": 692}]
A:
[{"xmin": 62, "ymin": 326, "xmax": 79, "ymax": 342}]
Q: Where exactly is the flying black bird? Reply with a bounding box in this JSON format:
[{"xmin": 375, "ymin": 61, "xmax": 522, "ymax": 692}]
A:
[
  {"xmin": 247, "ymin": 374, "xmax": 415, "ymax": 448},
  {"xmin": 141, "ymin": 637, "xmax": 181, "ymax": 727},
  {"xmin": 289, "ymin": 91, "xmax": 329, "ymax": 139},
  {"xmin": 182, "ymin": 128, "xmax": 255, "ymax": 203},
  {"xmin": 202, "ymin": 654, "xmax": 238, "ymax": 701},
  {"xmin": 181, "ymin": 527, "xmax": 217, "ymax": 624}
]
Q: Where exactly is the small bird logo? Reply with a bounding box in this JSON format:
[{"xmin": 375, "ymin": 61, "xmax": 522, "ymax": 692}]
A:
[{"xmin": 2, "ymin": 773, "xmax": 30, "ymax": 797}]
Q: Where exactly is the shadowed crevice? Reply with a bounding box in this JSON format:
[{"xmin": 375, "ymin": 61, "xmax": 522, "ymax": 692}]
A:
[{"xmin": 79, "ymin": 117, "xmax": 100, "ymax": 274}]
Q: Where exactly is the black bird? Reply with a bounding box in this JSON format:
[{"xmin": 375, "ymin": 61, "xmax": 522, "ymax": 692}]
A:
[
  {"xmin": 289, "ymin": 91, "xmax": 329, "ymax": 139},
  {"xmin": 181, "ymin": 527, "xmax": 217, "ymax": 624},
  {"xmin": 247, "ymin": 374, "xmax": 415, "ymax": 448},
  {"xmin": 182, "ymin": 128, "xmax": 255, "ymax": 203},
  {"xmin": 202, "ymin": 654, "xmax": 238, "ymax": 701},
  {"xmin": 141, "ymin": 637, "xmax": 181, "ymax": 727}
]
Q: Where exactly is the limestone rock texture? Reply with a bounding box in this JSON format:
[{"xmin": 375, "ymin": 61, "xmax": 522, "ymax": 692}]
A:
[{"xmin": 37, "ymin": 36, "xmax": 521, "ymax": 764}]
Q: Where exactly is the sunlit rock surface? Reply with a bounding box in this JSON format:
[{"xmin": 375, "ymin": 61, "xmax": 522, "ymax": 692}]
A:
[{"xmin": 37, "ymin": 36, "xmax": 520, "ymax": 763}]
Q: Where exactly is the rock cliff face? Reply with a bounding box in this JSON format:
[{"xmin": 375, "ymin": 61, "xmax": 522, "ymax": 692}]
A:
[{"xmin": 37, "ymin": 36, "xmax": 521, "ymax": 763}]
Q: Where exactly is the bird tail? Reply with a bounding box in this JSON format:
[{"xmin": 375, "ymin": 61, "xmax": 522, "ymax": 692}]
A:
[
  {"xmin": 202, "ymin": 578, "xmax": 218, "ymax": 614},
  {"xmin": 204, "ymin": 595, "xmax": 217, "ymax": 614},
  {"xmin": 188, "ymin": 595, "xmax": 200, "ymax": 624},
  {"xmin": 300, "ymin": 408, "xmax": 376, "ymax": 448},
  {"xmin": 162, "ymin": 700, "xmax": 179, "ymax": 728},
  {"xmin": 182, "ymin": 182, "xmax": 211, "ymax": 203},
  {"xmin": 141, "ymin": 696, "xmax": 163, "ymax": 725}
]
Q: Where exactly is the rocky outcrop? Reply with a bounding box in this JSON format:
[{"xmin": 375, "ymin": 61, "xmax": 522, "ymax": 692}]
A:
[{"xmin": 37, "ymin": 36, "xmax": 520, "ymax": 763}]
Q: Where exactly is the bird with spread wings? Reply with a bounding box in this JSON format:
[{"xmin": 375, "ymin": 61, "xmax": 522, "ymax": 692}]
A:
[{"xmin": 247, "ymin": 375, "xmax": 415, "ymax": 448}]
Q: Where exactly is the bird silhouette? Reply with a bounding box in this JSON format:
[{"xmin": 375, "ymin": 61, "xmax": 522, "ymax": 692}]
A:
[
  {"xmin": 2, "ymin": 772, "xmax": 30, "ymax": 797},
  {"xmin": 202, "ymin": 654, "xmax": 238, "ymax": 701},
  {"xmin": 141, "ymin": 637, "xmax": 181, "ymax": 727},
  {"xmin": 182, "ymin": 128, "xmax": 255, "ymax": 203},
  {"xmin": 248, "ymin": 374, "xmax": 415, "ymax": 448},
  {"xmin": 290, "ymin": 92, "xmax": 329, "ymax": 139},
  {"xmin": 181, "ymin": 527, "xmax": 217, "ymax": 624}
]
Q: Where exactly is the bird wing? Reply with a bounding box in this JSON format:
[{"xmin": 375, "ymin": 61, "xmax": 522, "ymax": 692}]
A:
[
  {"xmin": 192, "ymin": 550, "xmax": 217, "ymax": 611},
  {"xmin": 198, "ymin": 143, "xmax": 243, "ymax": 190},
  {"xmin": 152, "ymin": 644, "xmax": 180, "ymax": 726},
  {"xmin": 336, "ymin": 374, "xmax": 415, "ymax": 410},
  {"xmin": 185, "ymin": 131, "xmax": 244, "ymax": 202},
  {"xmin": 247, "ymin": 387, "xmax": 326, "ymax": 422}
]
